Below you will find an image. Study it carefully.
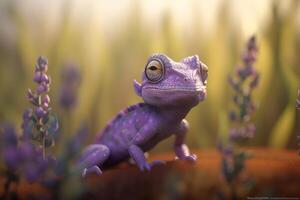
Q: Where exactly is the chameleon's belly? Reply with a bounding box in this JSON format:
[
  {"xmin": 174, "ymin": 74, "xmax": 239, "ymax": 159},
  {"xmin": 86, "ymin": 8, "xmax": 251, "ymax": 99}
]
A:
[
  {"xmin": 99, "ymin": 124, "xmax": 176, "ymax": 168},
  {"xmin": 100, "ymin": 130, "xmax": 173, "ymax": 168},
  {"xmin": 140, "ymin": 128, "xmax": 174, "ymax": 152}
]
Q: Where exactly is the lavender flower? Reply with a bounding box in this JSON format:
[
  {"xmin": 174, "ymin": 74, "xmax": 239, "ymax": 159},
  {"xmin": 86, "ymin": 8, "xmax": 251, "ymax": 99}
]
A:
[
  {"xmin": 0, "ymin": 124, "xmax": 19, "ymax": 171},
  {"xmin": 19, "ymin": 141, "xmax": 56, "ymax": 182},
  {"xmin": 227, "ymin": 36, "xmax": 259, "ymax": 140},
  {"xmin": 0, "ymin": 123, "xmax": 56, "ymax": 184},
  {"xmin": 23, "ymin": 56, "xmax": 59, "ymax": 159},
  {"xmin": 59, "ymin": 62, "xmax": 81, "ymax": 110},
  {"xmin": 218, "ymin": 36, "xmax": 259, "ymax": 199},
  {"xmin": 0, "ymin": 124, "xmax": 20, "ymax": 199}
]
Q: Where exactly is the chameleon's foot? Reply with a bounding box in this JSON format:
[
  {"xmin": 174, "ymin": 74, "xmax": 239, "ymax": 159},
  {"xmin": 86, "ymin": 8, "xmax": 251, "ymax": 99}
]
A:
[
  {"xmin": 128, "ymin": 152, "xmax": 149, "ymax": 165},
  {"xmin": 150, "ymin": 160, "xmax": 166, "ymax": 167},
  {"xmin": 138, "ymin": 160, "xmax": 166, "ymax": 171},
  {"xmin": 77, "ymin": 144, "xmax": 110, "ymax": 177},
  {"xmin": 82, "ymin": 165, "xmax": 102, "ymax": 177},
  {"xmin": 174, "ymin": 144, "xmax": 197, "ymax": 162},
  {"xmin": 139, "ymin": 162, "xmax": 151, "ymax": 171},
  {"xmin": 175, "ymin": 154, "xmax": 197, "ymax": 162}
]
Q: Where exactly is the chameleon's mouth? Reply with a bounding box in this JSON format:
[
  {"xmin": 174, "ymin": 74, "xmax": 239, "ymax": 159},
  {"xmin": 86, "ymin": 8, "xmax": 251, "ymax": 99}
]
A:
[{"xmin": 143, "ymin": 85, "xmax": 206, "ymax": 92}]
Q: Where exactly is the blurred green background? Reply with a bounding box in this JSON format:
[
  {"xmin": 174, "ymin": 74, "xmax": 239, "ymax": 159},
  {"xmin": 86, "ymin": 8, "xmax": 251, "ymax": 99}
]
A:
[{"xmin": 0, "ymin": 0, "xmax": 299, "ymax": 152}]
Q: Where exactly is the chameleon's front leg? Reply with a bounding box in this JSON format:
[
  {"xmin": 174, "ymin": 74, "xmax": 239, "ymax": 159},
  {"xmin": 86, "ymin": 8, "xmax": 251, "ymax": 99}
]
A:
[
  {"xmin": 128, "ymin": 122, "xmax": 166, "ymax": 171},
  {"xmin": 128, "ymin": 145, "xmax": 166, "ymax": 171},
  {"xmin": 173, "ymin": 119, "xmax": 197, "ymax": 161},
  {"xmin": 128, "ymin": 145, "xmax": 151, "ymax": 171}
]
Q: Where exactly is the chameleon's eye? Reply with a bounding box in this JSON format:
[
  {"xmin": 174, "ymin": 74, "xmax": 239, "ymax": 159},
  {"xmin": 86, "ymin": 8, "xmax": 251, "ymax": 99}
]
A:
[
  {"xmin": 201, "ymin": 64, "xmax": 208, "ymax": 85},
  {"xmin": 145, "ymin": 59, "xmax": 164, "ymax": 83}
]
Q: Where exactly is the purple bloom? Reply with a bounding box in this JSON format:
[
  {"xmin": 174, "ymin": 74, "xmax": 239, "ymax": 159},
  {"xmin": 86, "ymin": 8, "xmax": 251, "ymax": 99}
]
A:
[
  {"xmin": 229, "ymin": 124, "xmax": 255, "ymax": 141},
  {"xmin": 41, "ymin": 74, "xmax": 49, "ymax": 82},
  {"xmin": 3, "ymin": 147, "xmax": 20, "ymax": 171},
  {"xmin": 217, "ymin": 141, "xmax": 233, "ymax": 159},
  {"xmin": 35, "ymin": 107, "xmax": 45, "ymax": 118},
  {"xmin": 44, "ymin": 95, "xmax": 50, "ymax": 104},
  {"xmin": 219, "ymin": 36, "xmax": 259, "ymax": 188},
  {"xmin": 17, "ymin": 141, "xmax": 55, "ymax": 182},
  {"xmin": 0, "ymin": 124, "xmax": 19, "ymax": 171},
  {"xmin": 2, "ymin": 124, "xmax": 18, "ymax": 146},
  {"xmin": 22, "ymin": 56, "xmax": 59, "ymax": 159},
  {"xmin": 33, "ymin": 71, "xmax": 42, "ymax": 82},
  {"xmin": 59, "ymin": 62, "xmax": 81, "ymax": 110},
  {"xmin": 228, "ymin": 35, "xmax": 259, "ymax": 138},
  {"xmin": 227, "ymin": 36, "xmax": 259, "ymax": 125}
]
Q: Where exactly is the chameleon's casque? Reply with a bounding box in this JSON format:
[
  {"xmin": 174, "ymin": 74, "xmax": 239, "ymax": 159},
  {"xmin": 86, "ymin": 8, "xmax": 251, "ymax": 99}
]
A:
[{"xmin": 77, "ymin": 53, "xmax": 208, "ymax": 176}]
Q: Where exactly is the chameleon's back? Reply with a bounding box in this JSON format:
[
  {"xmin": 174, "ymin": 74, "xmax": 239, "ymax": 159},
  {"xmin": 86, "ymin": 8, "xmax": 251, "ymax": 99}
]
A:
[{"xmin": 95, "ymin": 103, "xmax": 152, "ymax": 148}]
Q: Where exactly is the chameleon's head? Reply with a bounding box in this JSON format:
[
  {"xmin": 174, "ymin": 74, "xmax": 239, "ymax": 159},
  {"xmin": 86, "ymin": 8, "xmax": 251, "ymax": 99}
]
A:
[{"xmin": 134, "ymin": 53, "xmax": 208, "ymax": 107}]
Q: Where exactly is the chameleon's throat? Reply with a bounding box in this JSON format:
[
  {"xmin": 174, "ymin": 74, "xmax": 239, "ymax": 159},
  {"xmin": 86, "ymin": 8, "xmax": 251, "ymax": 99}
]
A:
[{"xmin": 155, "ymin": 104, "xmax": 193, "ymax": 123}]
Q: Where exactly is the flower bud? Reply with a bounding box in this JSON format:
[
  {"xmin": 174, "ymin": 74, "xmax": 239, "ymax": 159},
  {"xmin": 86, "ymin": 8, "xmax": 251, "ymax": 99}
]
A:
[
  {"xmin": 44, "ymin": 95, "xmax": 50, "ymax": 104},
  {"xmin": 35, "ymin": 107, "xmax": 45, "ymax": 118},
  {"xmin": 37, "ymin": 84, "xmax": 45, "ymax": 94},
  {"xmin": 43, "ymin": 102, "xmax": 49, "ymax": 109},
  {"xmin": 27, "ymin": 89, "xmax": 35, "ymax": 100},
  {"xmin": 41, "ymin": 74, "xmax": 49, "ymax": 82},
  {"xmin": 37, "ymin": 56, "xmax": 48, "ymax": 72},
  {"xmin": 22, "ymin": 109, "xmax": 33, "ymax": 121},
  {"xmin": 33, "ymin": 71, "xmax": 42, "ymax": 82}
]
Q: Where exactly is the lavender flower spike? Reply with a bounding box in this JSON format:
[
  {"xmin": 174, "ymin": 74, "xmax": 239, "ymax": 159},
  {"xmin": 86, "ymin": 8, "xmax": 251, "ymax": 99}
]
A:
[
  {"xmin": 59, "ymin": 62, "xmax": 81, "ymax": 110},
  {"xmin": 22, "ymin": 56, "xmax": 59, "ymax": 159},
  {"xmin": 218, "ymin": 36, "xmax": 259, "ymax": 199},
  {"xmin": 1, "ymin": 124, "xmax": 19, "ymax": 171},
  {"xmin": 227, "ymin": 36, "xmax": 259, "ymax": 140}
]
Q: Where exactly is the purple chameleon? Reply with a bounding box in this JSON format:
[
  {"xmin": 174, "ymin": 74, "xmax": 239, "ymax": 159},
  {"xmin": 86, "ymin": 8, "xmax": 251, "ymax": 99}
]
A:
[{"xmin": 77, "ymin": 54, "xmax": 208, "ymax": 176}]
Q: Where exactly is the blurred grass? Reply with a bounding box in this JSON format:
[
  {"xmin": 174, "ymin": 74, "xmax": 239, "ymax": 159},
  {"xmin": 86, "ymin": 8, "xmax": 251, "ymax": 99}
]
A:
[{"xmin": 0, "ymin": 0, "xmax": 299, "ymax": 151}]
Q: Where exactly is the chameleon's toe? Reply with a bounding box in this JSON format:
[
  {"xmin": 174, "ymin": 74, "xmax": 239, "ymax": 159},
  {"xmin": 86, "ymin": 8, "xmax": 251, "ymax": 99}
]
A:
[
  {"xmin": 150, "ymin": 160, "xmax": 166, "ymax": 167},
  {"xmin": 185, "ymin": 154, "xmax": 197, "ymax": 162},
  {"xmin": 139, "ymin": 162, "xmax": 151, "ymax": 171},
  {"xmin": 175, "ymin": 154, "xmax": 197, "ymax": 162},
  {"xmin": 82, "ymin": 165, "xmax": 102, "ymax": 178}
]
